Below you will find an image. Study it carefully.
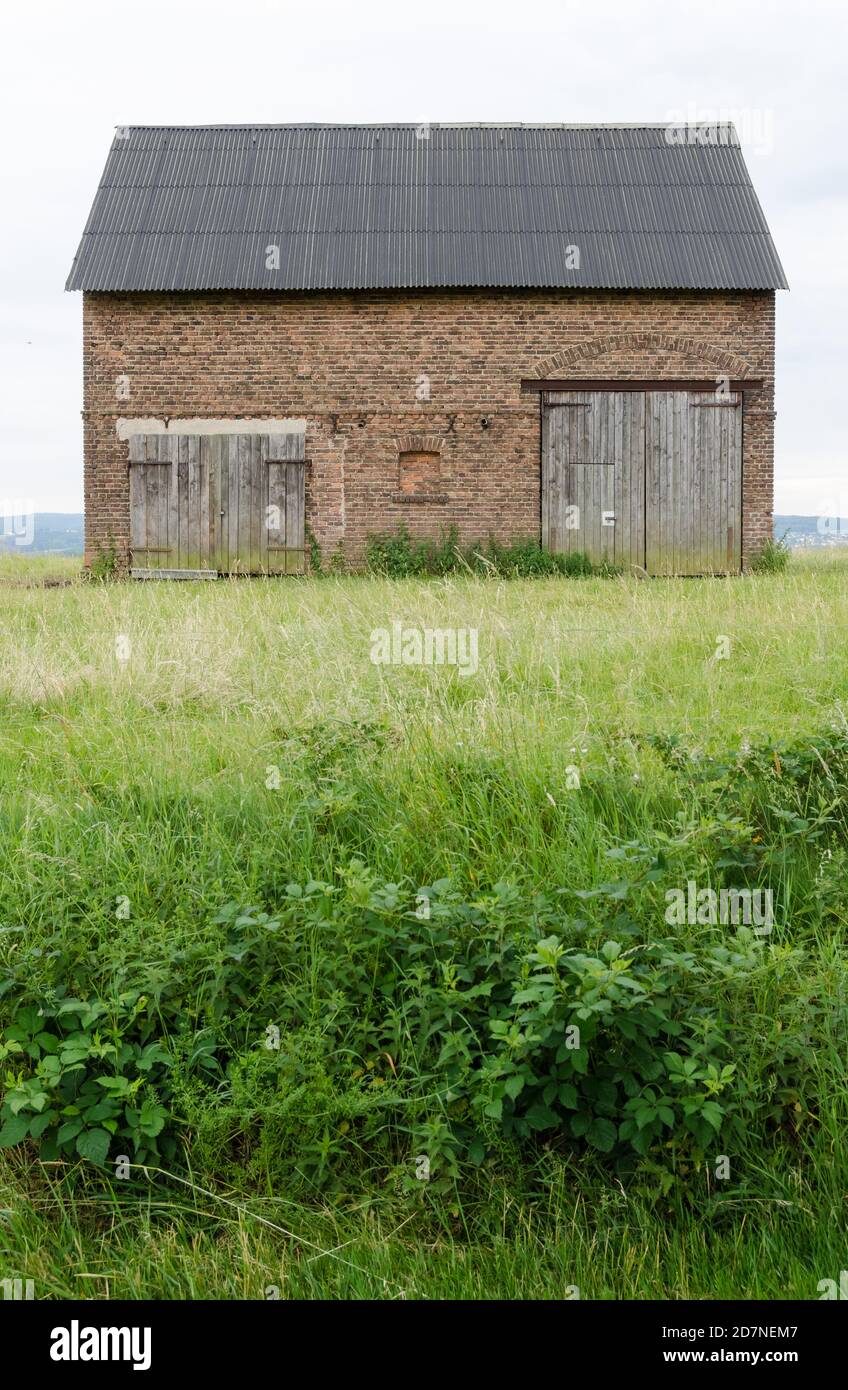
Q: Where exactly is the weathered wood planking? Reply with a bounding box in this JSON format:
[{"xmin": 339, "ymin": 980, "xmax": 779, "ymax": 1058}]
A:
[
  {"xmin": 542, "ymin": 392, "xmax": 645, "ymax": 570},
  {"xmin": 129, "ymin": 432, "xmax": 305, "ymax": 577},
  {"xmin": 645, "ymin": 392, "xmax": 741, "ymax": 575},
  {"xmin": 236, "ymin": 435, "xmax": 250, "ymax": 573},
  {"xmin": 544, "ymin": 390, "xmax": 741, "ymax": 576},
  {"xmin": 227, "ymin": 436, "xmax": 237, "ymax": 568},
  {"xmin": 128, "ymin": 434, "xmax": 174, "ymax": 569},
  {"xmin": 267, "ymin": 431, "xmax": 306, "ymax": 574}
]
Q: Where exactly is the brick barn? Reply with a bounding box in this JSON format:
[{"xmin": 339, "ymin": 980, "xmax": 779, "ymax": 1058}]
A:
[{"xmin": 66, "ymin": 124, "xmax": 787, "ymax": 577}]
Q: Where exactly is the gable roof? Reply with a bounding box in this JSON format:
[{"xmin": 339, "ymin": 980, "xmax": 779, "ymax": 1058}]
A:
[{"xmin": 65, "ymin": 123, "xmax": 788, "ymax": 294}]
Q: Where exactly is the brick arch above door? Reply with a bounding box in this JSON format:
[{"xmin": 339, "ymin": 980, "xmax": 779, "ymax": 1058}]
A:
[{"xmin": 531, "ymin": 333, "xmax": 757, "ymax": 383}]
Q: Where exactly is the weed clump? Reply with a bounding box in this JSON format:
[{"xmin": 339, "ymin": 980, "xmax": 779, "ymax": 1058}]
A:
[
  {"xmin": 365, "ymin": 524, "xmax": 600, "ymax": 578},
  {"xmin": 752, "ymin": 535, "xmax": 790, "ymax": 573}
]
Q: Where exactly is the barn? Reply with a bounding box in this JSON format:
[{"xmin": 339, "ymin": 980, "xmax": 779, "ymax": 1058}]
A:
[{"xmin": 66, "ymin": 123, "xmax": 787, "ymax": 577}]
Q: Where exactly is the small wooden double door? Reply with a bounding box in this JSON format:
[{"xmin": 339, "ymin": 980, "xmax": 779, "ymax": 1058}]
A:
[
  {"xmin": 129, "ymin": 433, "xmax": 306, "ymax": 576},
  {"xmin": 542, "ymin": 390, "xmax": 742, "ymax": 575}
]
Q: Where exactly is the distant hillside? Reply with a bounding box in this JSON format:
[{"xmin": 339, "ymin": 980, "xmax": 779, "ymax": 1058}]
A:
[
  {"xmin": 775, "ymin": 516, "xmax": 848, "ymax": 548},
  {"xmin": 0, "ymin": 513, "xmax": 83, "ymax": 555}
]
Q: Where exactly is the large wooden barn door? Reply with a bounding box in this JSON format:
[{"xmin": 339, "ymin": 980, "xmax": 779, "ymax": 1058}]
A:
[
  {"xmin": 542, "ymin": 390, "xmax": 742, "ymax": 576},
  {"xmin": 129, "ymin": 433, "xmax": 305, "ymax": 576},
  {"xmin": 542, "ymin": 392, "xmax": 645, "ymax": 569},
  {"xmin": 645, "ymin": 392, "xmax": 741, "ymax": 576}
]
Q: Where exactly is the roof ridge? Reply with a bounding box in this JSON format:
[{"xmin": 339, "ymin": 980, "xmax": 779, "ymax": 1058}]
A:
[{"xmin": 110, "ymin": 121, "xmax": 741, "ymax": 132}]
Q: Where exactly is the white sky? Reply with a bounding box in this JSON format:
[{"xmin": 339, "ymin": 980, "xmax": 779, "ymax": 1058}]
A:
[{"xmin": 0, "ymin": 0, "xmax": 845, "ymax": 514}]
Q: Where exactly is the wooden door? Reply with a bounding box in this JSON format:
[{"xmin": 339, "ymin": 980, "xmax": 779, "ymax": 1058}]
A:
[
  {"xmin": 542, "ymin": 390, "xmax": 742, "ymax": 576},
  {"xmin": 645, "ymin": 392, "xmax": 741, "ymax": 575},
  {"xmin": 205, "ymin": 434, "xmax": 259, "ymax": 574},
  {"xmin": 129, "ymin": 433, "xmax": 305, "ymax": 576},
  {"xmin": 129, "ymin": 434, "xmax": 212, "ymax": 574},
  {"xmin": 542, "ymin": 391, "xmax": 646, "ymax": 569},
  {"xmin": 205, "ymin": 433, "xmax": 306, "ymax": 575}
]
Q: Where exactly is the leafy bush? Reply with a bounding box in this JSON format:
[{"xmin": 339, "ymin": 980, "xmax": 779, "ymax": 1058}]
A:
[
  {"xmin": 2, "ymin": 727, "xmax": 847, "ymax": 1197},
  {"xmin": 0, "ymin": 880, "xmax": 790, "ymax": 1185},
  {"xmin": 477, "ymin": 936, "xmax": 737, "ymax": 1156},
  {"xmin": 151, "ymin": 884, "xmax": 749, "ymax": 1186},
  {"xmin": 0, "ymin": 994, "xmax": 175, "ymax": 1166}
]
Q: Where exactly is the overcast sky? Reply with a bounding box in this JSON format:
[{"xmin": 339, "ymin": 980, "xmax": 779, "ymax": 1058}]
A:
[{"xmin": 0, "ymin": 0, "xmax": 844, "ymax": 514}]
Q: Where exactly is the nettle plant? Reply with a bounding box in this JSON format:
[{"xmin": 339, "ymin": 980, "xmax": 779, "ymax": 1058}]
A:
[
  {"xmin": 472, "ymin": 936, "xmax": 738, "ymax": 1157},
  {"xmin": 0, "ymin": 993, "xmax": 175, "ymax": 1166}
]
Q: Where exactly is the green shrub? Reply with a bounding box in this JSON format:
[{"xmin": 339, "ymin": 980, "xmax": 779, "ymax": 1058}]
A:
[
  {"xmin": 2, "ymin": 726, "xmax": 846, "ymax": 1198},
  {"xmin": 156, "ymin": 885, "xmax": 748, "ymax": 1184},
  {"xmin": 0, "ymin": 995, "xmax": 176, "ymax": 1166},
  {"xmin": 328, "ymin": 541, "xmax": 347, "ymax": 573},
  {"xmin": 476, "ymin": 936, "xmax": 737, "ymax": 1157},
  {"xmin": 0, "ymin": 882, "xmax": 805, "ymax": 1186}
]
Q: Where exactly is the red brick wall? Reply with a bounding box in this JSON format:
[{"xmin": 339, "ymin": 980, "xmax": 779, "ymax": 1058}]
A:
[{"xmin": 81, "ymin": 289, "xmax": 776, "ymax": 570}]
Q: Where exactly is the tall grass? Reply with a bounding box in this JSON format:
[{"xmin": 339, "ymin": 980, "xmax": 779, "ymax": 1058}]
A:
[{"xmin": 1, "ymin": 553, "xmax": 847, "ymax": 1299}]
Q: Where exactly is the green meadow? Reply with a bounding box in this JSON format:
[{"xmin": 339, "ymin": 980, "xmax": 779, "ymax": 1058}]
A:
[{"xmin": 0, "ymin": 550, "xmax": 846, "ymax": 1299}]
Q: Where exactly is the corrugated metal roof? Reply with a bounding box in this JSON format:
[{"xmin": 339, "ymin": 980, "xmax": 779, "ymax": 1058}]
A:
[{"xmin": 65, "ymin": 124, "xmax": 788, "ymax": 292}]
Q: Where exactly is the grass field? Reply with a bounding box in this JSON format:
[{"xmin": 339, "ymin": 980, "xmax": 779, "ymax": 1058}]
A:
[{"xmin": 1, "ymin": 551, "xmax": 846, "ymax": 1300}]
